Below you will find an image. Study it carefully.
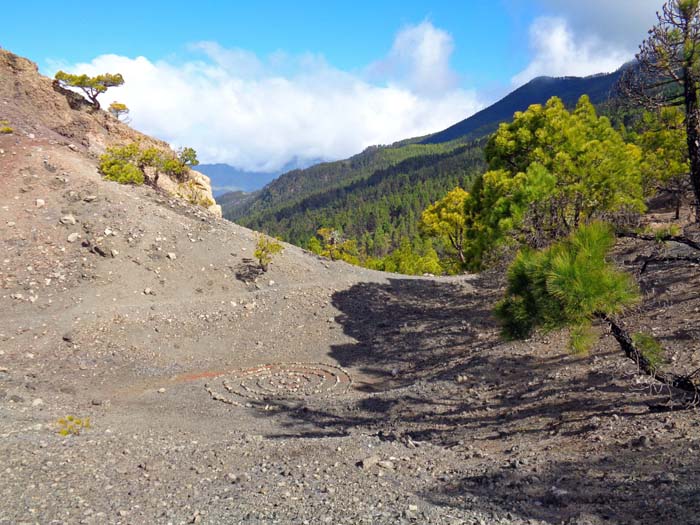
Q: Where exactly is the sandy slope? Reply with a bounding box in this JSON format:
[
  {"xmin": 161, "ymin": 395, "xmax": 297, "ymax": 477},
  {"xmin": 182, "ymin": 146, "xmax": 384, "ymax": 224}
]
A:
[
  {"xmin": 2, "ymin": 129, "xmax": 700, "ymax": 525},
  {"xmin": 2, "ymin": 46, "xmax": 700, "ymax": 524}
]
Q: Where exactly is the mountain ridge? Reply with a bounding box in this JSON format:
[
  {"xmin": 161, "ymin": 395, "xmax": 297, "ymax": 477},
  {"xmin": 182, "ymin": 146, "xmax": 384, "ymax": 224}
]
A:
[
  {"xmin": 225, "ymin": 67, "xmax": 624, "ymax": 258},
  {"xmin": 422, "ymin": 70, "xmax": 624, "ymax": 144}
]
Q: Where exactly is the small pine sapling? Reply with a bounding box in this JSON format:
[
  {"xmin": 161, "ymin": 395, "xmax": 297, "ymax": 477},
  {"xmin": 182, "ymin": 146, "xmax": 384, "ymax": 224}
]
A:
[
  {"xmin": 108, "ymin": 102, "xmax": 130, "ymax": 122},
  {"xmin": 254, "ymin": 234, "xmax": 283, "ymax": 272}
]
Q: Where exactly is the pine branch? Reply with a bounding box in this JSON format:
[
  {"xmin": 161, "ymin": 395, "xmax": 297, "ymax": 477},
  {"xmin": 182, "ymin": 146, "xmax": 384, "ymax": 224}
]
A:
[
  {"xmin": 599, "ymin": 314, "xmax": 700, "ymax": 399},
  {"xmin": 619, "ymin": 231, "xmax": 700, "ymax": 251}
]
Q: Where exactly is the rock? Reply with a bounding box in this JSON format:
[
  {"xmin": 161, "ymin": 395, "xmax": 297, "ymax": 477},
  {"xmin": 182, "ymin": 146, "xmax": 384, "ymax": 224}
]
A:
[
  {"xmin": 144, "ymin": 288, "xmax": 154, "ymax": 295},
  {"xmin": 67, "ymin": 232, "xmax": 80, "ymax": 243},
  {"xmin": 632, "ymin": 435, "xmax": 651, "ymax": 449},
  {"xmin": 110, "ymin": 249, "xmax": 119, "ymax": 257},
  {"xmin": 546, "ymin": 486, "xmax": 570, "ymax": 505},
  {"xmin": 9, "ymin": 395, "xmax": 24, "ymax": 403},
  {"xmin": 167, "ymin": 252, "xmax": 177, "ymax": 260},
  {"xmin": 35, "ymin": 198, "xmax": 45, "ymax": 208},
  {"xmin": 62, "ymin": 332, "xmax": 74, "ymax": 342},
  {"xmin": 83, "ymin": 195, "xmax": 97, "ymax": 202},
  {"xmin": 157, "ymin": 388, "xmax": 166, "ymax": 394},
  {"xmin": 68, "ymin": 144, "xmax": 78, "ymax": 151},
  {"xmin": 377, "ymin": 460, "xmax": 395, "ymax": 469},
  {"xmin": 358, "ymin": 455, "xmax": 381, "ymax": 469},
  {"xmin": 31, "ymin": 398, "xmax": 44, "ymax": 407},
  {"xmin": 60, "ymin": 214, "xmax": 76, "ymax": 225}
]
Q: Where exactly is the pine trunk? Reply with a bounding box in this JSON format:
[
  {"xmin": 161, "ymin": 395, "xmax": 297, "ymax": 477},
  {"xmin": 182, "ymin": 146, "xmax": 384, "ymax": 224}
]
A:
[{"xmin": 684, "ymin": 66, "xmax": 700, "ymax": 223}]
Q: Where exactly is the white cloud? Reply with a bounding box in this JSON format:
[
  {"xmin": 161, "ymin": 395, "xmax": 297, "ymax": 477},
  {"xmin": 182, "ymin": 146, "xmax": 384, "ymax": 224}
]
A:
[
  {"xmin": 59, "ymin": 22, "xmax": 480, "ymax": 172},
  {"xmin": 536, "ymin": 1, "xmax": 663, "ymax": 50},
  {"xmin": 512, "ymin": 17, "xmax": 631, "ymax": 86},
  {"xmin": 369, "ymin": 21, "xmax": 458, "ymax": 95}
]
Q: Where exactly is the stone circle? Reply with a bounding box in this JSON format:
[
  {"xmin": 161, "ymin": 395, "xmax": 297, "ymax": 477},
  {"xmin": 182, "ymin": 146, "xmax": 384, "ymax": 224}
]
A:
[{"xmin": 205, "ymin": 362, "xmax": 352, "ymax": 407}]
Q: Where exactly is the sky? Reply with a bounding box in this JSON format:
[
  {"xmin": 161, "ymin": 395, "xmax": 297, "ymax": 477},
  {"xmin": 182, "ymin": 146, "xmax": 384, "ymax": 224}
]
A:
[{"xmin": 3, "ymin": 1, "xmax": 663, "ymax": 173}]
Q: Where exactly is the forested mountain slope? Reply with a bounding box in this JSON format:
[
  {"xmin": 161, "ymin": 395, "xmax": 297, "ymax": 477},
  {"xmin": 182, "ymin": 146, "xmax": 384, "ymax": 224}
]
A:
[
  {"xmin": 422, "ymin": 69, "xmax": 623, "ymax": 144},
  {"xmin": 225, "ymin": 67, "xmax": 624, "ymax": 261},
  {"xmin": 239, "ymin": 142, "xmax": 485, "ymax": 255}
]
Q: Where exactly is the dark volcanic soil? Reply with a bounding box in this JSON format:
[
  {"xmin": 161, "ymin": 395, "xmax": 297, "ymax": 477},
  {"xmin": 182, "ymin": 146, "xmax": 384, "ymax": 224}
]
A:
[{"xmin": 1, "ymin": 134, "xmax": 700, "ymax": 523}]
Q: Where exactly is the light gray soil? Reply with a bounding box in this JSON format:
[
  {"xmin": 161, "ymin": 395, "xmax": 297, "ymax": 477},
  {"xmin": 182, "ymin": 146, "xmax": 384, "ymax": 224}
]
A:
[{"xmin": 2, "ymin": 135, "xmax": 700, "ymax": 525}]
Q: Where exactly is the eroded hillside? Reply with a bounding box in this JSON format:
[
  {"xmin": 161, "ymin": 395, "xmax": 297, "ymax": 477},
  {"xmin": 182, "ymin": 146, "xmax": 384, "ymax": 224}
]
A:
[{"xmin": 1, "ymin": 50, "xmax": 700, "ymax": 525}]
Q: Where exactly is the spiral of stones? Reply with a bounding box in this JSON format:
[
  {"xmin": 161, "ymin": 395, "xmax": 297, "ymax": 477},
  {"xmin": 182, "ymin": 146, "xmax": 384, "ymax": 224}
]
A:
[{"xmin": 205, "ymin": 362, "xmax": 352, "ymax": 407}]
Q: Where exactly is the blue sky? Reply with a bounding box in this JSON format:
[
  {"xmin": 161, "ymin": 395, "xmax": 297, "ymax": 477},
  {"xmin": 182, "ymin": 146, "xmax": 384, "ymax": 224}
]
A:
[{"xmin": 3, "ymin": 1, "xmax": 662, "ymax": 171}]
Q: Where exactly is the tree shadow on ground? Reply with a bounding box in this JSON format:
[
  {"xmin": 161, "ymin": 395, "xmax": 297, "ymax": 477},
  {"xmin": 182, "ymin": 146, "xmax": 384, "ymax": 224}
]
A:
[
  {"xmin": 424, "ymin": 437, "xmax": 700, "ymax": 524},
  {"xmin": 257, "ymin": 271, "xmax": 699, "ymax": 524},
  {"xmin": 233, "ymin": 258, "xmax": 263, "ymax": 283}
]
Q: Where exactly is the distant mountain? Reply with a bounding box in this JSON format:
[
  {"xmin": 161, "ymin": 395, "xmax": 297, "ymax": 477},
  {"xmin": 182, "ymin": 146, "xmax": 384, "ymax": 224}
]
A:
[
  {"xmin": 196, "ymin": 164, "xmax": 277, "ymax": 196},
  {"xmin": 422, "ymin": 70, "xmax": 623, "ymax": 144},
  {"xmin": 228, "ymin": 67, "xmax": 625, "ymax": 258},
  {"xmin": 216, "ymin": 189, "xmax": 257, "ymax": 211}
]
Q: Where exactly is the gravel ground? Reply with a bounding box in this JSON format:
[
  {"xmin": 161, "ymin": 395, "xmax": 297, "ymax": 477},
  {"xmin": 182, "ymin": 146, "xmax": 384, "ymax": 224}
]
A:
[{"xmin": 1, "ymin": 131, "xmax": 700, "ymax": 525}]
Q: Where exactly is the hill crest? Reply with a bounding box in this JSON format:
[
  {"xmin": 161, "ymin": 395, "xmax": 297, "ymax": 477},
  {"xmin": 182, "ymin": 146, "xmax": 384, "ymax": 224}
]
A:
[{"xmin": 0, "ymin": 49, "xmax": 221, "ymax": 216}]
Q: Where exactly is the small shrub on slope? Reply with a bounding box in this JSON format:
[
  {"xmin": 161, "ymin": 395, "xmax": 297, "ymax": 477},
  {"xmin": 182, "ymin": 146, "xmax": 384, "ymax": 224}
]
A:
[
  {"xmin": 57, "ymin": 415, "xmax": 91, "ymax": 436},
  {"xmin": 254, "ymin": 234, "xmax": 284, "ymax": 272},
  {"xmin": 98, "ymin": 143, "xmax": 144, "ymax": 185}
]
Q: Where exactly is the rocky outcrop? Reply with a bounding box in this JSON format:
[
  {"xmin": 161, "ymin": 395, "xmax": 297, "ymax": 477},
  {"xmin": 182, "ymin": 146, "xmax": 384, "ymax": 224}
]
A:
[{"xmin": 0, "ymin": 49, "xmax": 219, "ymax": 216}]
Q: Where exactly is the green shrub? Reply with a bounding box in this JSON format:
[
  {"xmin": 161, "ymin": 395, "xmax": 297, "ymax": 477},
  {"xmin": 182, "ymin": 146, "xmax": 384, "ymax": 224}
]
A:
[
  {"xmin": 99, "ymin": 149, "xmax": 144, "ymax": 185},
  {"xmin": 254, "ymin": 234, "xmax": 284, "ymax": 272},
  {"xmin": 177, "ymin": 180, "xmax": 214, "ymax": 208},
  {"xmin": 0, "ymin": 120, "xmax": 13, "ymax": 134},
  {"xmin": 495, "ymin": 222, "xmax": 640, "ymax": 352},
  {"xmin": 57, "ymin": 415, "xmax": 91, "ymax": 436}
]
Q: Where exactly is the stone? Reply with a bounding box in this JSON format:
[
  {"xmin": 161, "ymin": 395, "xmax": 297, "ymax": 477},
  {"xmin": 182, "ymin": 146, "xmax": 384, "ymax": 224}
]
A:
[
  {"xmin": 62, "ymin": 332, "xmax": 74, "ymax": 342},
  {"xmin": 31, "ymin": 398, "xmax": 44, "ymax": 407},
  {"xmin": 60, "ymin": 214, "xmax": 76, "ymax": 225},
  {"xmin": 157, "ymin": 388, "xmax": 166, "ymax": 394},
  {"xmin": 35, "ymin": 198, "xmax": 45, "ymax": 208},
  {"xmin": 67, "ymin": 232, "xmax": 80, "ymax": 243},
  {"xmin": 377, "ymin": 460, "xmax": 395, "ymax": 469},
  {"xmin": 83, "ymin": 195, "xmax": 97, "ymax": 202},
  {"xmin": 632, "ymin": 435, "xmax": 651, "ymax": 449},
  {"xmin": 358, "ymin": 455, "xmax": 381, "ymax": 469},
  {"xmin": 167, "ymin": 252, "xmax": 177, "ymax": 260}
]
